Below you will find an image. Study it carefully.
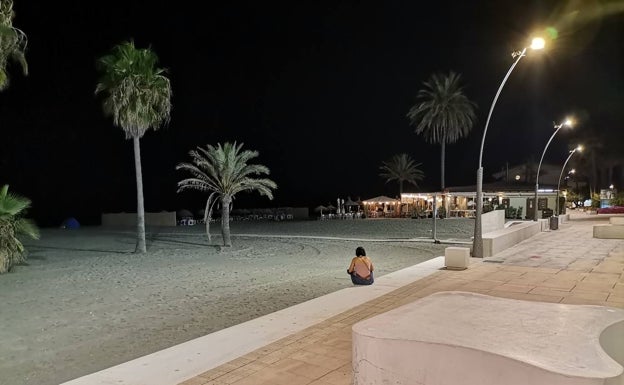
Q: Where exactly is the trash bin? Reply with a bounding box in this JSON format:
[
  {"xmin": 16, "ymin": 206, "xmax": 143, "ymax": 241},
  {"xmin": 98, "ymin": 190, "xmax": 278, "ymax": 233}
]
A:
[{"xmin": 550, "ymin": 216, "xmax": 559, "ymax": 230}]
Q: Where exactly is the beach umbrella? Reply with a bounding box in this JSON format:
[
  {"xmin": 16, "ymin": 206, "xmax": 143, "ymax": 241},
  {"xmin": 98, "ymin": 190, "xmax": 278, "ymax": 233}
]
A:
[
  {"xmin": 326, "ymin": 204, "xmax": 336, "ymax": 212},
  {"xmin": 345, "ymin": 197, "xmax": 359, "ymax": 212},
  {"xmin": 314, "ymin": 205, "xmax": 327, "ymax": 214}
]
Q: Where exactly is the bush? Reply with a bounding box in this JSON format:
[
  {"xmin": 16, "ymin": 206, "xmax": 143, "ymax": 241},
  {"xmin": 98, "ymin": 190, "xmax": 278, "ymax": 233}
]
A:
[
  {"xmin": 591, "ymin": 192, "xmax": 600, "ymax": 209},
  {"xmin": 597, "ymin": 206, "xmax": 624, "ymax": 214},
  {"xmin": 611, "ymin": 192, "xmax": 624, "ymax": 207},
  {"xmin": 0, "ymin": 185, "xmax": 40, "ymax": 274}
]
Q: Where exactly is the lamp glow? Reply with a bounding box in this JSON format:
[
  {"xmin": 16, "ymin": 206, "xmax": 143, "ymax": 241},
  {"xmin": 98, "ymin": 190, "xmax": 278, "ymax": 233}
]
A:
[{"xmin": 530, "ymin": 37, "xmax": 545, "ymax": 50}]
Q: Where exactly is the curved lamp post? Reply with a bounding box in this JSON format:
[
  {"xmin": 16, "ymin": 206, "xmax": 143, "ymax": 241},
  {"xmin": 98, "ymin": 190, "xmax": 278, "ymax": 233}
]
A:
[
  {"xmin": 472, "ymin": 37, "xmax": 545, "ymax": 258},
  {"xmin": 556, "ymin": 145, "xmax": 582, "ymax": 216},
  {"xmin": 533, "ymin": 119, "xmax": 572, "ymax": 221}
]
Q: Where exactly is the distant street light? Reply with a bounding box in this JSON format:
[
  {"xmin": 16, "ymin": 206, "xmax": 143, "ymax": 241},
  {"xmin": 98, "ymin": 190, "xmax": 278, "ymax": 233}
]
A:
[
  {"xmin": 556, "ymin": 145, "xmax": 582, "ymax": 217},
  {"xmin": 534, "ymin": 119, "xmax": 573, "ymax": 221},
  {"xmin": 473, "ymin": 37, "xmax": 544, "ymax": 258}
]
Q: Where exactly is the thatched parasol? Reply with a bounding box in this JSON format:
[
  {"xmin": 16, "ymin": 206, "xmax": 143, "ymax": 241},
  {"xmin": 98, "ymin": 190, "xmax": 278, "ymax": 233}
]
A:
[{"xmin": 314, "ymin": 205, "xmax": 328, "ymax": 214}]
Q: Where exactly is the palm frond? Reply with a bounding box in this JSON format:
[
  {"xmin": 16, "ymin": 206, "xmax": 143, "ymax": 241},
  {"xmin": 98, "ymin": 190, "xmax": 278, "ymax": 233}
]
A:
[
  {"xmin": 0, "ymin": 185, "xmax": 38, "ymax": 273},
  {"xmin": 0, "ymin": 0, "xmax": 28, "ymax": 91},
  {"xmin": 379, "ymin": 153, "xmax": 425, "ymax": 190},
  {"xmin": 95, "ymin": 40, "xmax": 172, "ymax": 139},
  {"xmin": 407, "ymin": 71, "xmax": 477, "ymax": 145},
  {"xmin": 176, "ymin": 141, "xmax": 277, "ymax": 200}
]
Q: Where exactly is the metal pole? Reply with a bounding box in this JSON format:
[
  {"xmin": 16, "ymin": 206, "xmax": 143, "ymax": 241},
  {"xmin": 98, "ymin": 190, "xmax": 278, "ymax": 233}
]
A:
[
  {"xmin": 556, "ymin": 149, "xmax": 578, "ymax": 216},
  {"xmin": 433, "ymin": 193, "xmax": 438, "ymax": 242},
  {"xmin": 473, "ymin": 47, "xmax": 527, "ymax": 258},
  {"xmin": 534, "ymin": 122, "xmax": 564, "ymax": 221}
]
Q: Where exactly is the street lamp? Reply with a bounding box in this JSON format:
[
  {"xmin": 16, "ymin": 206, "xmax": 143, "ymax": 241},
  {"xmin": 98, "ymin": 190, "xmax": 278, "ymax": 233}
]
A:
[
  {"xmin": 472, "ymin": 37, "xmax": 545, "ymax": 258},
  {"xmin": 534, "ymin": 119, "xmax": 573, "ymax": 221},
  {"xmin": 556, "ymin": 145, "xmax": 582, "ymax": 217}
]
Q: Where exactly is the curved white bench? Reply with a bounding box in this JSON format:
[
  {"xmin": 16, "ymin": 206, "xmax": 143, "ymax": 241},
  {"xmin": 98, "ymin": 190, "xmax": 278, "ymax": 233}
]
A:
[
  {"xmin": 482, "ymin": 221, "xmax": 541, "ymax": 257},
  {"xmin": 352, "ymin": 291, "xmax": 624, "ymax": 385}
]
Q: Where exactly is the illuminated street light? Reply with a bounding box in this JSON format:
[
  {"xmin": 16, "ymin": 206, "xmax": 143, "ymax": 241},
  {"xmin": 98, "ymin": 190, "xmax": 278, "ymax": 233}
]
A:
[
  {"xmin": 556, "ymin": 145, "xmax": 582, "ymax": 217},
  {"xmin": 472, "ymin": 37, "xmax": 545, "ymax": 258},
  {"xmin": 530, "ymin": 37, "xmax": 546, "ymax": 50},
  {"xmin": 534, "ymin": 119, "xmax": 573, "ymax": 221}
]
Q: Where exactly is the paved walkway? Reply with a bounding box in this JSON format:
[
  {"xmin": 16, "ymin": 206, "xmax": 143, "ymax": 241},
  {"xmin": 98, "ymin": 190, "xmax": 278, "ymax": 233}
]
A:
[{"xmin": 178, "ymin": 215, "xmax": 624, "ymax": 385}]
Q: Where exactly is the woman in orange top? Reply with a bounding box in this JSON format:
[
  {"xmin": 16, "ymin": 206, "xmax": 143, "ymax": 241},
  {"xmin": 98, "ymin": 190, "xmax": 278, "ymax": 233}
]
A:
[{"xmin": 347, "ymin": 246, "xmax": 374, "ymax": 285}]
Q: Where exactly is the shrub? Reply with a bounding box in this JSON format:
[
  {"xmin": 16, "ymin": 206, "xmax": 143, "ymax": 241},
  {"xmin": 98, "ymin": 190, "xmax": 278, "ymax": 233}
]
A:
[
  {"xmin": 591, "ymin": 192, "xmax": 600, "ymax": 209},
  {"xmin": 597, "ymin": 206, "xmax": 624, "ymax": 214},
  {"xmin": 0, "ymin": 185, "xmax": 40, "ymax": 274},
  {"xmin": 611, "ymin": 192, "xmax": 624, "ymax": 207}
]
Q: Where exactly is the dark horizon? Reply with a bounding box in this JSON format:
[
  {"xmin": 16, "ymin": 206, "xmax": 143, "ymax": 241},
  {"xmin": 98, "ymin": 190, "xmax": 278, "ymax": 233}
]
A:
[{"xmin": 1, "ymin": 1, "xmax": 623, "ymax": 226}]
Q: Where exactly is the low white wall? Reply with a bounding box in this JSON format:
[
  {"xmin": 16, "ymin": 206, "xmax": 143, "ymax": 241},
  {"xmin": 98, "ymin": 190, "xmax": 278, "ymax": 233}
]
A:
[
  {"xmin": 101, "ymin": 212, "xmax": 177, "ymax": 227},
  {"xmin": 481, "ymin": 210, "xmax": 505, "ymax": 234},
  {"xmin": 593, "ymin": 224, "xmax": 624, "ymax": 239},
  {"xmin": 290, "ymin": 207, "xmax": 309, "ymax": 220},
  {"xmin": 611, "ymin": 217, "xmax": 624, "ymax": 225},
  {"xmin": 483, "ymin": 221, "xmax": 541, "ymax": 258}
]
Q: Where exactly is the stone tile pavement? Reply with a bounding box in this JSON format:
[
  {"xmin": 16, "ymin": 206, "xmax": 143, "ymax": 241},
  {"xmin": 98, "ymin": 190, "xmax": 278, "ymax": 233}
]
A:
[{"xmin": 179, "ymin": 216, "xmax": 624, "ymax": 385}]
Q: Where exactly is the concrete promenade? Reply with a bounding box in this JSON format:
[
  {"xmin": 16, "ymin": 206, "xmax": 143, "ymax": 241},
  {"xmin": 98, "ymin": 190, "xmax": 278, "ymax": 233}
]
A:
[
  {"xmin": 62, "ymin": 214, "xmax": 623, "ymax": 385},
  {"xmin": 174, "ymin": 214, "xmax": 623, "ymax": 385}
]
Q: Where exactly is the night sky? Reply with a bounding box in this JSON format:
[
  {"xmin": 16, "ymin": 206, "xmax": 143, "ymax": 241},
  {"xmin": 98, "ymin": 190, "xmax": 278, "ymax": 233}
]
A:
[{"xmin": 2, "ymin": 1, "xmax": 623, "ymax": 226}]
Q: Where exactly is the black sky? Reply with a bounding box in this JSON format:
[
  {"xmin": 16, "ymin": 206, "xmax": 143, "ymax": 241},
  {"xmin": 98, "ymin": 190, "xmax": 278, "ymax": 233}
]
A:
[{"xmin": 1, "ymin": 0, "xmax": 623, "ymax": 225}]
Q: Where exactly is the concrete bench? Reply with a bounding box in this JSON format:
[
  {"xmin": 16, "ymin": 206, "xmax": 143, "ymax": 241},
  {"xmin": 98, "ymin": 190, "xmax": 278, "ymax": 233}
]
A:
[
  {"xmin": 481, "ymin": 221, "xmax": 541, "ymax": 257},
  {"xmin": 611, "ymin": 217, "xmax": 624, "ymax": 225},
  {"xmin": 594, "ymin": 218, "xmax": 624, "ymax": 239},
  {"xmin": 352, "ymin": 291, "xmax": 624, "ymax": 385}
]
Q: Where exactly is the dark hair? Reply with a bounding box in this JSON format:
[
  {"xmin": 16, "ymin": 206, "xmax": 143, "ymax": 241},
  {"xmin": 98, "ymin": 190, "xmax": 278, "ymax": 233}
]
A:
[{"xmin": 356, "ymin": 246, "xmax": 366, "ymax": 257}]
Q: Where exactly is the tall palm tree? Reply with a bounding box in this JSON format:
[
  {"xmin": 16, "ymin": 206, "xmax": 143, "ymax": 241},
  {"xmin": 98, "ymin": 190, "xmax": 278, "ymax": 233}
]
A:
[
  {"xmin": 0, "ymin": 185, "xmax": 39, "ymax": 273},
  {"xmin": 406, "ymin": 71, "xmax": 476, "ymax": 190},
  {"xmin": 0, "ymin": 0, "xmax": 28, "ymax": 91},
  {"xmin": 379, "ymin": 153, "xmax": 425, "ymax": 195},
  {"xmin": 95, "ymin": 41, "xmax": 172, "ymax": 253},
  {"xmin": 176, "ymin": 142, "xmax": 277, "ymax": 247}
]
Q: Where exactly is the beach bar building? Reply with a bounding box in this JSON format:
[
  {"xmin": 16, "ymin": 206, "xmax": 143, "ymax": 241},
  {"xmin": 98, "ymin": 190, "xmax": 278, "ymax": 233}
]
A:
[
  {"xmin": 362, "ymin": 195, "xmax": 401, "ymax": 218},
  {"xmin": 401, "ymin": 182, "xmax": 561, "ymax": 220}
]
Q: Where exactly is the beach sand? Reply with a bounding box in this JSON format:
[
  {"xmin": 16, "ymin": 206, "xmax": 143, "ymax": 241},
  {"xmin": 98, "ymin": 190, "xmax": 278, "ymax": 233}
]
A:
[{"xmin": 0, "ymin": 218, "xmax": 473, "ymax": 385}]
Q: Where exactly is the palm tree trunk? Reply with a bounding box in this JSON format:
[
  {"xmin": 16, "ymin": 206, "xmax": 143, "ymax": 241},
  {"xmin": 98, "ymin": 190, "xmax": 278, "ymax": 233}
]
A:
[
  {"xmin": 204, "ymin": 198, "xmax": 211, "ymax": 243},
  {"xmin": 221, "ymin": 195, "xmax": 232, "ymax": 247},
  {"xmin": 440, "ymin": 142, "xmax": 446, "ymax": 190},
  {"xmin": 399, "ymin": 180, "xmax": 403, "ymax": 195},
  {"xmin": 133, "ymin": 136, "xmax": 147, "ymax": 253}
]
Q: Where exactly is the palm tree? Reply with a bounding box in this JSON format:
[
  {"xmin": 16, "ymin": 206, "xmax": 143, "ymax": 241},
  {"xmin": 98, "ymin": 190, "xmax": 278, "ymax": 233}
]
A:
[
  {"xmin": 176, "ymin": 142, "xmax": 277, "ymax": 247},
  {"xmin": 0, "ymin": 185, "xmax": 39, "ymax": 273},
  {"xmin": 95, "ymin": 41, "xmax": 172, "ymax": 253},
  {"xmin": 406, "ymin": 71, "xmax": 476, "ymax": 190},
  {"xmin": 0, "ymin": 0, "xmax": 28, "ymax": 91},
  {"xmin": 379, "ymin": 153, "xmax": 425, "ymax": 195}
]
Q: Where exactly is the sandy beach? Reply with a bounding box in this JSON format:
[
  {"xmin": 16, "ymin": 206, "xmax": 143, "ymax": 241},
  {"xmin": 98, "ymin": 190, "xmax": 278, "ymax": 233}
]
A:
[{"xmin": 0, "ymin": 218, "xmax": 473, "ymax": 385}]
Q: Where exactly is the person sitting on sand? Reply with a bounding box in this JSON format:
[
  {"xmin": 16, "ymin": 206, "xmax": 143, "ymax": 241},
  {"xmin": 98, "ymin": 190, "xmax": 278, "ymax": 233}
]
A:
[{"xmin": 347, "ymin": 246, "xmax": 374, "ymax": 285}]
